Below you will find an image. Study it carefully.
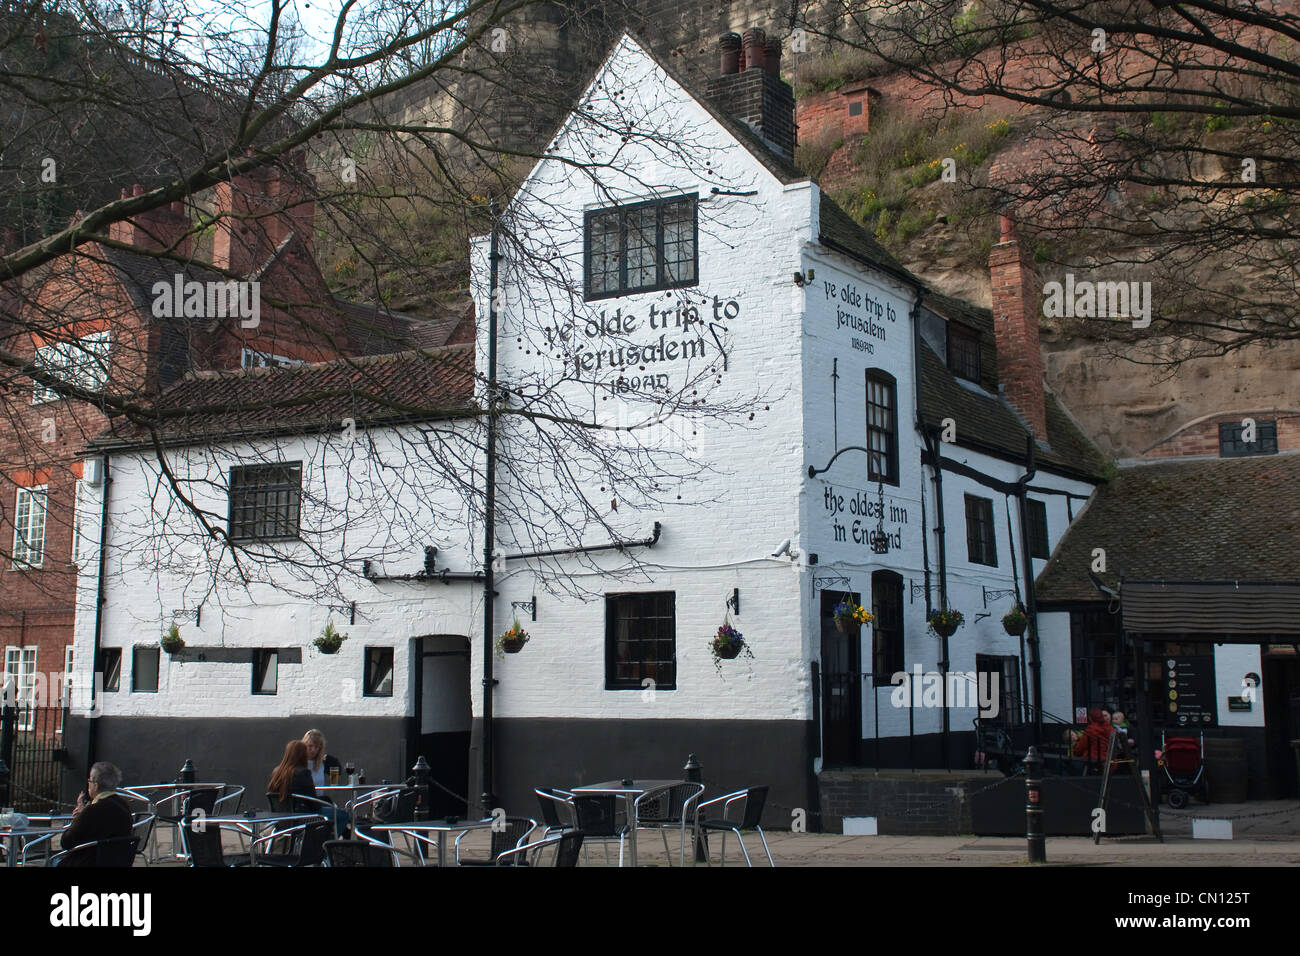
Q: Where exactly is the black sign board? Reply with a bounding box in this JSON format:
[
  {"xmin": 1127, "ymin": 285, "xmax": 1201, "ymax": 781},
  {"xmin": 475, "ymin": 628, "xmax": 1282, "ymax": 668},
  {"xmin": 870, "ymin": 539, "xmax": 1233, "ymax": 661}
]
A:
[{"xmin": 1163, "ymin": 656, "xmax": 1217, "ymax": 727}]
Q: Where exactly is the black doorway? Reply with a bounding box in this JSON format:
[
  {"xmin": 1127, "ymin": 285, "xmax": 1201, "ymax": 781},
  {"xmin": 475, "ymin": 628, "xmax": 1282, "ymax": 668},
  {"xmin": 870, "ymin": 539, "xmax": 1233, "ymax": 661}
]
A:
[
  {"xmin": 1263, "ymin": 653, "xmax": 1299, "ymax": 798},
  {"xmin": 408, "ymin": 635, "xmax": 471, "ymax": 817},
  {"xmin": 820, "ymin": 591, "xmax": 862, "ymax": 767}
]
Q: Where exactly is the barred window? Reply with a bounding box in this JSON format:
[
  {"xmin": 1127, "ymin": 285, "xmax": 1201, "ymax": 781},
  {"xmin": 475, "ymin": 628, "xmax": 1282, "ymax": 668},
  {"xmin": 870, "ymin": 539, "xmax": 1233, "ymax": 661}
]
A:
[
  {"xmin": 965, "ymin": 494, "xmax": 997, "ymax": 566},
  {"xmin": 606, "ymin": 592, "xmax": 676, "ymax": 689},
  {"xmin": 947, "ymin": 323, "xmax": 981, "ymax": 383},
  {"xmin": 1218, "ymin": 420, "xmax": 1277, "ymax": 457},
  {"xmin": 585, "ymin": 196, "xmax": 698, "ymax": 300},
  {"xmin": 865, "ymin": 370, "xmax": 899, "ymax": 485},
  {"xmin": 1027, "ymin": 499, "xmax": 1050, "ymax": 559},
  {"xmin": 229, "ymin": 463, "xmax": 302, "ymax": 542}
]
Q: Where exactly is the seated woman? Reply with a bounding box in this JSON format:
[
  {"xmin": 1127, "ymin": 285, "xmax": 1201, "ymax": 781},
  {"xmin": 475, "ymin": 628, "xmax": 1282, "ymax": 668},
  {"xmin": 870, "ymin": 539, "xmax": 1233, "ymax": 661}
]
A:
[
  {"xmin": 269, "ymin": 740, "xmax": 351, "ymax": 838},
  {"xmin": 302, "ymin": 729, "xmax": 341, "ymax": 788}
]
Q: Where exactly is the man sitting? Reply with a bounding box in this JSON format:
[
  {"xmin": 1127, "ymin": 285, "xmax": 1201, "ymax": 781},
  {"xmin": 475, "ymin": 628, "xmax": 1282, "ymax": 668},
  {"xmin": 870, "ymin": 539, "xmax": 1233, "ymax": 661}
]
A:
[{"xmin": 57, "ymin": 761, "xmax": 134, "ymax": 866}]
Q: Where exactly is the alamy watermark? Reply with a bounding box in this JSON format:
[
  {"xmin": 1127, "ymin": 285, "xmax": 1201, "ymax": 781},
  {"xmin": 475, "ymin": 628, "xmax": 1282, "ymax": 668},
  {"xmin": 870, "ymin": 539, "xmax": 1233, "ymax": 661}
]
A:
[
  {"xmin": 151, "ymin": 275, "xmax": 260, "ymax": 328},
  {"xmin": 890, "ymin": 665, "xmax": 1000, "ymax": 718},
  {"xmin": 1042, "ymin": 274, "xmax": 1152, "ymax": 328}
]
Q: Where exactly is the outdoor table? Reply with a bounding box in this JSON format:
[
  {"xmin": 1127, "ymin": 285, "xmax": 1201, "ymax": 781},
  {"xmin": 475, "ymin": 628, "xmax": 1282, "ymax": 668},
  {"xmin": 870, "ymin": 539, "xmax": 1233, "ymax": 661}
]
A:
[
  {"xmin": 316, "ymin": 783, "xmax": 402, "ymax": 815},
  {"xmin": 1, "ymin": 825, "xmax": 72, "ymax": 868},
  {"xmin": 569, "ymin": 779, "xmax": 686, "ymax": 867},
  {"xmin": 202, "ymin": 811, "xmax": 326, "ymax": 866},
  {"xmin": 370, "ymin": 818, "xmax": 495, "ymax": 867}
]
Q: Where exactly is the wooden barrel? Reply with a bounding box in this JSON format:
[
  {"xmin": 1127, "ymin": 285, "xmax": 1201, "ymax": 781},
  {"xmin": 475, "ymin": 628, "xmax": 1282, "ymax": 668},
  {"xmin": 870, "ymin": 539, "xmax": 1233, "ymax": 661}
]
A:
[{"xmin": 1203, "ymin": 737, "xmax": 1248, "ymax": 803}]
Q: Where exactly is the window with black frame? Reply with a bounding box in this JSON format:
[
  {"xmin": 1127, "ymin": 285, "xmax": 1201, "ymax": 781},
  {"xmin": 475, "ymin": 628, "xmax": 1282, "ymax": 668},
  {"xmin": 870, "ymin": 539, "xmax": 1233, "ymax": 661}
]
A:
[
  {"xmin": 965, "ymin": 494, "xmax": 997, "ymax": 566},
  {"xmin": 1026, "ymin": 499, "xmax": 1049, "ymax": 559},
  {"xmin": 871, "ymin": 570, "xmax": 904, "ymax": 686},
  {"xmin": 252, "ymin": 649, "xmax": 278, "ymax": 695},
  {"xmin": 584, "ymin": 196, "xmax": 697, "ymax": 300},
  {"xmin": 229, "ymin": 462, "xmax": 302, "ymax": 542},
  {"xmin": 101, "ymin": 647, "xmax": 121, "ymax": 692},
  {"xmin": 946, "ymin": 323, "xmax": 981, "ymax": 382},
  {"xmin": 606, "ymin": 592, "xmax": 676, "ymax": 689},
  {"xmin": 1218, "ymin": 420, "xmax": 1277, "ymax": 457},
  {"xmin": 364, "ymin": 647, "xmax": 394, "ymax": 697},
  {"xmin": 865, "ymin": 369, "xmax": 898, "ymax": 485}
]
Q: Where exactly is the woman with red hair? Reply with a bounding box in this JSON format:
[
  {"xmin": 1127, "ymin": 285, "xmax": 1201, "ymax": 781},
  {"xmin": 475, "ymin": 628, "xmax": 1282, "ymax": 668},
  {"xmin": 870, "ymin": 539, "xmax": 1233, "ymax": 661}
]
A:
[
  {"xmin": 268, "ymin": 739, "xmax": 350, "ymax": 837},
  {"xmin": 1072, "ymin": 708, "xmax": 1116, "ymax": 773}
]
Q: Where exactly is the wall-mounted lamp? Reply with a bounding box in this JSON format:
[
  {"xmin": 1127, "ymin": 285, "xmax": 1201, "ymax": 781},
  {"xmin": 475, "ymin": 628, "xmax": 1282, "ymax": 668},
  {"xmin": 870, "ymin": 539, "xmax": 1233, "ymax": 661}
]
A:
[
  {"xmin": 725, "ymin": 588, "xmax": 740, "ymax": 615},
  {"xmin": 511, "ymin": 595, "xmax": 537, "ymax": 622},
  {"xmin": 792, "ymin": 268, "xmax": 815, "ymax": 286}
]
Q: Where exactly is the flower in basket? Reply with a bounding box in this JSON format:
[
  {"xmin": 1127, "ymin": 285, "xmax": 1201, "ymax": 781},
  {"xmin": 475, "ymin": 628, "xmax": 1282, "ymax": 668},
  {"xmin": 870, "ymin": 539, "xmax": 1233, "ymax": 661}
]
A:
[
  {"xmin": 833, "ymin": 601, "xmax": 873, "ymax": 629},
  {"xmin": 314, "ymin": 620, "xmax": 347, "ymax": 654},
  {"xmin": 161, "ymin": 623, "xmax": 185, "ymax": 655},
  {"xmin": 1002, "ymin": 604, "xmax": 1028, "ymax": 635},
  {"xmin": 709, "ymin": 619, "xmax": 754, "ymax": 675},
  {"xmin": 927, "ymin": 607, "xmax": 964, "ymax": 637},
  {"xmin": 495, "ymin": 619, "xmax": 530, "ymax": 656}
]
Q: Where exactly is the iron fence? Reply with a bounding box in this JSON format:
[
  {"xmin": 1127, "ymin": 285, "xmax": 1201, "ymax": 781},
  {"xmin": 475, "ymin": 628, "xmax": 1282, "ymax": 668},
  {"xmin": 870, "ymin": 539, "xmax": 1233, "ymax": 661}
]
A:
[{"xmin": 1, "ymin": 700, "xmax": 69, "ymax": 811}]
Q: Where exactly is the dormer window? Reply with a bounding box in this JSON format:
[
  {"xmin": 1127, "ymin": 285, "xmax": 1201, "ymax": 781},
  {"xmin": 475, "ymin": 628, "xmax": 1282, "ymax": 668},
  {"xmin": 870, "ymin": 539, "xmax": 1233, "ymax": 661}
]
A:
[
  {"xmin": 947, "ymin": 323, "xmax": 981, "ymax": 383},
  {"xmin": 584, "ymin": 195, "xmax": 698, "ymax": 300}
]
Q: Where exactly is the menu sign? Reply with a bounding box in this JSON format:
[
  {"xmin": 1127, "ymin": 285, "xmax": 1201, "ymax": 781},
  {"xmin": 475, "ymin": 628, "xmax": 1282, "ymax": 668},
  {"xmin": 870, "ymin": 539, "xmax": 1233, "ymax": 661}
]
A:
[{"xmin": 1164, "ymin": 657, "xmax": 1217, "ymax": 727}]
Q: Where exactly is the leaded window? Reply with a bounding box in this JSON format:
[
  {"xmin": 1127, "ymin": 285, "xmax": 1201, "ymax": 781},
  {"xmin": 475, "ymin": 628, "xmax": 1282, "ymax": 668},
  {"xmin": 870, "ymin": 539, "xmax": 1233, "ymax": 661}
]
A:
[
  {"xmin": 229, "ymin": 463, "xmax": 302, "ymax": 542},
  {"xmin": 965, "ymin": 494, "xmax": 997, "ymax": 566},
  {"xmin": 584, "ymin": 196, "xmax": 698, "ymax": 300},
  {"xmin": 865, "ymin": 370, "xmax": 899, "ymax": 485},
  {"xmin": 606, "ymin": 592, "xmax": 676, "ymax": 689}
]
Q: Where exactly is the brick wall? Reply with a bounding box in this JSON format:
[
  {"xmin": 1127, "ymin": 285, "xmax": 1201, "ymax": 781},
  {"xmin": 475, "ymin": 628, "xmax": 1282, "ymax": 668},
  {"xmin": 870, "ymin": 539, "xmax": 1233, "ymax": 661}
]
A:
[
  {"xmin": 989, "ymin": 225, "xmax": 1048, "ymax": 440},
  {"xmin": 1143, "ymin": 411, "xmax": 1300, "ymax": 459}
]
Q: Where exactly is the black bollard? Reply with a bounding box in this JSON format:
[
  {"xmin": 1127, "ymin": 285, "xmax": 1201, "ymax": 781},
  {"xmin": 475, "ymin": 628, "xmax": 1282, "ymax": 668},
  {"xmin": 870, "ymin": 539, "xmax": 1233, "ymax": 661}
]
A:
[
  {"xmin": 411, "ymin": 756, "xmax": 431, "ymax": 821},
  {"xmin": 178, "ymin": 758, "xmax": 196, "ymax": 784},
  {"xmin": 1025, "ymin": 745, "xmax": 1046, "ymax": 863}
]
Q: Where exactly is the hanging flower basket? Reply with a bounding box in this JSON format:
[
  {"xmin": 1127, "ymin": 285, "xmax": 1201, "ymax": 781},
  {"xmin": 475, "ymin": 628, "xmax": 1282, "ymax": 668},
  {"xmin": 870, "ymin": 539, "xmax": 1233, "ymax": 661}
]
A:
[
  {"xmin": 710, "ymin": 619, "xmax": 754, "ymax": 676},
  {"xmin": 496, "ymin": 620, "xmax": 530, "ymax": 656},
  {"xmin": 833, "ymin": 601, "xmax": 872, "ymax": 634},
  {"xmin": 927, "ymin": 608, "xmax": 964, "ymax": 639},
  {"xmin": 161, "ymin": 623, "xmax": 185, "ymax": 656},
  {"xmin": 314, "ymin": 620, "xmax": 347, "ymax": 655},
  {"xmin": 1002, "ymin": 605, "xmax": 1028, "ymax": 637}
]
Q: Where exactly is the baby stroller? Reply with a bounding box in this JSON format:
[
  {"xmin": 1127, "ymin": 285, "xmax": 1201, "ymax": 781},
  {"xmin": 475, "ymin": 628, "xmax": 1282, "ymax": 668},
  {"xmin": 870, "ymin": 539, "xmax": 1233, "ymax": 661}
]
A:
[{"xmin": 1157, "ymin": 732, "xmax": 1210, "ymax": 809}]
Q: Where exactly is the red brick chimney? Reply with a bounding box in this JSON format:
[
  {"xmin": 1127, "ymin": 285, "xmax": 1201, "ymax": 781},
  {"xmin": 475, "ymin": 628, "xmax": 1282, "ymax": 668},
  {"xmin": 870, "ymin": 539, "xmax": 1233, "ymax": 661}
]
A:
[
  {"xmin": 707, "ymin": 30, "xmax": 797, "ymax": 161},
  {"xmin": 211, "ymin": 152, "xmax": 316, "ymax": 277},
  {"xmin": 989, "ymin": 214, "xmax": 1047, "ymax": 441},
  {"xmin": 108, "ymin": 184, "xmax": 193, "ymax": 256}
]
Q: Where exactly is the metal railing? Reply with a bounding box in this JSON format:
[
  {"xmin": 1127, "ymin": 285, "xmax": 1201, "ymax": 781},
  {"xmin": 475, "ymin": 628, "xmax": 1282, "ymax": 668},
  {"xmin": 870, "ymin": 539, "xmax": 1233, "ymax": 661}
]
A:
[{"xmin": 1, "ymin": 699, "xmax": 69, "ymax": 811}]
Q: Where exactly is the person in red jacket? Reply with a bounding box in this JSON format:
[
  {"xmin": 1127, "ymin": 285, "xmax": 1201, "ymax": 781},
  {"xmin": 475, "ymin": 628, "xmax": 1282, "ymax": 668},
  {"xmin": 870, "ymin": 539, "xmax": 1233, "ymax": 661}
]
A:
[{"xmin": 1073, "ymin": 709, "xmax": 1117, "ymax": 773}]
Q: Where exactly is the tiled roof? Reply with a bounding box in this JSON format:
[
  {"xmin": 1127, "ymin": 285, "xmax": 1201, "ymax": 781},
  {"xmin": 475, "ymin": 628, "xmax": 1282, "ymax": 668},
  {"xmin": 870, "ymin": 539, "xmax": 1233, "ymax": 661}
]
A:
[
  {"xmin": 816, "ymin": 193, "xmax": 919, "ymax": 286},
  {"xmin": 331, "ymin": 296, "xmax": 470, "ymax": 355},
  {"xmin": 89, "ymin": 344, "xmax": 476, "ymax": 449},
  {"xmin": 1035, "ymin": 454, "xmax": 1300, "ymax": 602},
  {"xmin": 919, "ymin": 342, "xmax": 1106, "ymax": 478}
]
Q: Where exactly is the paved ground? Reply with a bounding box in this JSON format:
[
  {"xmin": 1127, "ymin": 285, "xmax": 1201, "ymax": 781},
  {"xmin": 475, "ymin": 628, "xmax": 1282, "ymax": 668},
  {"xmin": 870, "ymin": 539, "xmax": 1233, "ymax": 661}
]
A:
[{"xmin": 138, "ymin": 798, "xmax": 1295, "ymax": 867}]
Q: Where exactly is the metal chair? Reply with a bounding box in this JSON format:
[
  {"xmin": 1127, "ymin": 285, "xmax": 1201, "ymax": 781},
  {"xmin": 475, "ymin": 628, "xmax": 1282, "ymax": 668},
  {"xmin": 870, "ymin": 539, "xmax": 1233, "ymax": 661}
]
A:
[
  {"xmin": 323, "ymin": 838, "xmax": 395, "ymax": 867},
  {"xmin": 535, "ymin": 787, "xmax": 576, "ymax": 837},
  {"xmin": 634, "ymin": 782, "xmax": 704, "ymax": 866},
  {"xmin": 253, "ymin": 820, "xmax": 331, "ymax": 867},
  {"xmin": 455, "ymin": 816, "xmax": 537, "ymax": 866},
  {"xmin": 266, "ymin": 790, "xmax": 346, "ymax": 840},
  {"xmin": 49, "ymin": 835, "xmax": 139, "ymax": 868},
  {"xmin": 181, "ymin": 821, "xmax": 251, "ymax": 867},
  {"xmin": 354, "ymin": 826, "xmax": 428, "ymax": 867},
  {"xmin": 495, "ymin": 829, "xmax": 586, "ymax": 867},
  {"xmin": 570, "ymin": 794, "xmax": 631, "ymax": 866},
  {"xmin": 694, "ymin": 786, "xmax": 774, "ymax": 867},
  {"xmin": 130, "ymin": 812, "xmax": 157, "ymax": 866}
]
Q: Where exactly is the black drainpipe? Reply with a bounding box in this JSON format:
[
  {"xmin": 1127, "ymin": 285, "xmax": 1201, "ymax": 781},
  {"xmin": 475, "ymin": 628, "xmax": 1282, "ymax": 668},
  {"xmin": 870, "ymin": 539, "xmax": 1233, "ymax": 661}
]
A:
[
  {"xmin": 86, "ymin": 455, "xmax": 111, "ymax": 779},
  {"xmin": 1014, "ymin": 434, "xmax": 1043, "ymax": 746},
  {"xmin": 909, "ymin": 294, "xmax": 933, "ymax": 619},
  {"xmin": 480, "ymin": 200, "xmax": 501, "ymax": 815}
]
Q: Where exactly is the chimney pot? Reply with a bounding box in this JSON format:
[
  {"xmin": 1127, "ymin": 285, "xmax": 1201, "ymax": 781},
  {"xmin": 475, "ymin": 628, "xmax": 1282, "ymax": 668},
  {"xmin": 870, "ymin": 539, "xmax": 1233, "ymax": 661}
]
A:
[
  {"xmin": 999, "ymin": 214, "xmax": 1015, "ymax": 243},
  {"xmin": 718, "ymin": 32, "xmax": 741, "ymax": 75},
  {"xmin": 742, "ymin": 28, "xmax": 766, "ymax": 72},
  {"xmin": 764, "ymin": 36, "xmax": 782, "ymax": 76}
]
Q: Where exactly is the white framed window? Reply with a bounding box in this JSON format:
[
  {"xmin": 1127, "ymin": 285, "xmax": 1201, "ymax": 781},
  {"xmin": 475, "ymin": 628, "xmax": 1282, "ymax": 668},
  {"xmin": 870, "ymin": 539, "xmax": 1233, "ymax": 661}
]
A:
[
  {"xmin": 13, "ymin": 485, "xmax": 48, "ymax": 568},
  {"xmin": 32, "ymin": 330, "xmax": 112, "ymax": 403},
  {"xmin": 240, "ymin": 348, "xmax": 302, "ymax": 370},
  {"xmin": 4, "ymin": 646, "xmax": 37, "ymax": 730},
  {"xmin": 57, "ymin": 646, "xmax": 73, "ymax": 733}
]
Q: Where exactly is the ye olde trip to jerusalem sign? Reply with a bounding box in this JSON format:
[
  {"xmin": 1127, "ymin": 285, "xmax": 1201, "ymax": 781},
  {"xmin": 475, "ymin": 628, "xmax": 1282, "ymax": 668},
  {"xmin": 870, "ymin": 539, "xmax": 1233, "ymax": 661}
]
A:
[
  {"xmin": 542, "ymin": 295, "xmax": 738, "ymax": 394},
  {"xmin": 824, "ymin": 280, "xmax": 897, "ymax": 354}
]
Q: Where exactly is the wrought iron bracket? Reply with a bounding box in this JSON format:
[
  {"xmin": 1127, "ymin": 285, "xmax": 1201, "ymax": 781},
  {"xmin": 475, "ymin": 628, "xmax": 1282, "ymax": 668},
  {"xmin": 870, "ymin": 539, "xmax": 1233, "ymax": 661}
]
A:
[
  {"xmin": 813, "ymin": 574, "xmax": 851, "ymax": 591},
  {"xmin": 510, "ymin": 596, "xmax": 537, "ymax": 622},
  {"xmin": 909, "ymin": 580, "xmax": 933, "ymax": 605},
  {"xmin": 327, "ymin": 602, "xmax": 357, "ymax": 626},
  {"xmin": 171, "ymin": 607, "xmax": 201, "ymax": 626},
  {"xmin": 725, "ymin": 588, "xmax": 740, "ymax": 615},
  {"xmin": 982, "ymin": 586, "xmax": 1018, "ymax": 608}
]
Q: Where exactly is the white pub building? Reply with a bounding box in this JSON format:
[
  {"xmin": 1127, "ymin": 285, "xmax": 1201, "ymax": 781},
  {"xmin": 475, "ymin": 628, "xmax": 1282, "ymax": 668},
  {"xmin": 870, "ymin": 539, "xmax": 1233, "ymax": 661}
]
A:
[{"xmin": 67, "ymin": 33, "xmax": 1121, "ymax": 830}]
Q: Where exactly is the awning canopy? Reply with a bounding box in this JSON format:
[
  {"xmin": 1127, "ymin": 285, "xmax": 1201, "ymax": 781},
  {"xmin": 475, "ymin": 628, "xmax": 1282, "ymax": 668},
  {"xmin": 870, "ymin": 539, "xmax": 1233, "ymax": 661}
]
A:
[{"xmin": 1121, "ymin": 580, "xmax": 1300, "ymax": 638}]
